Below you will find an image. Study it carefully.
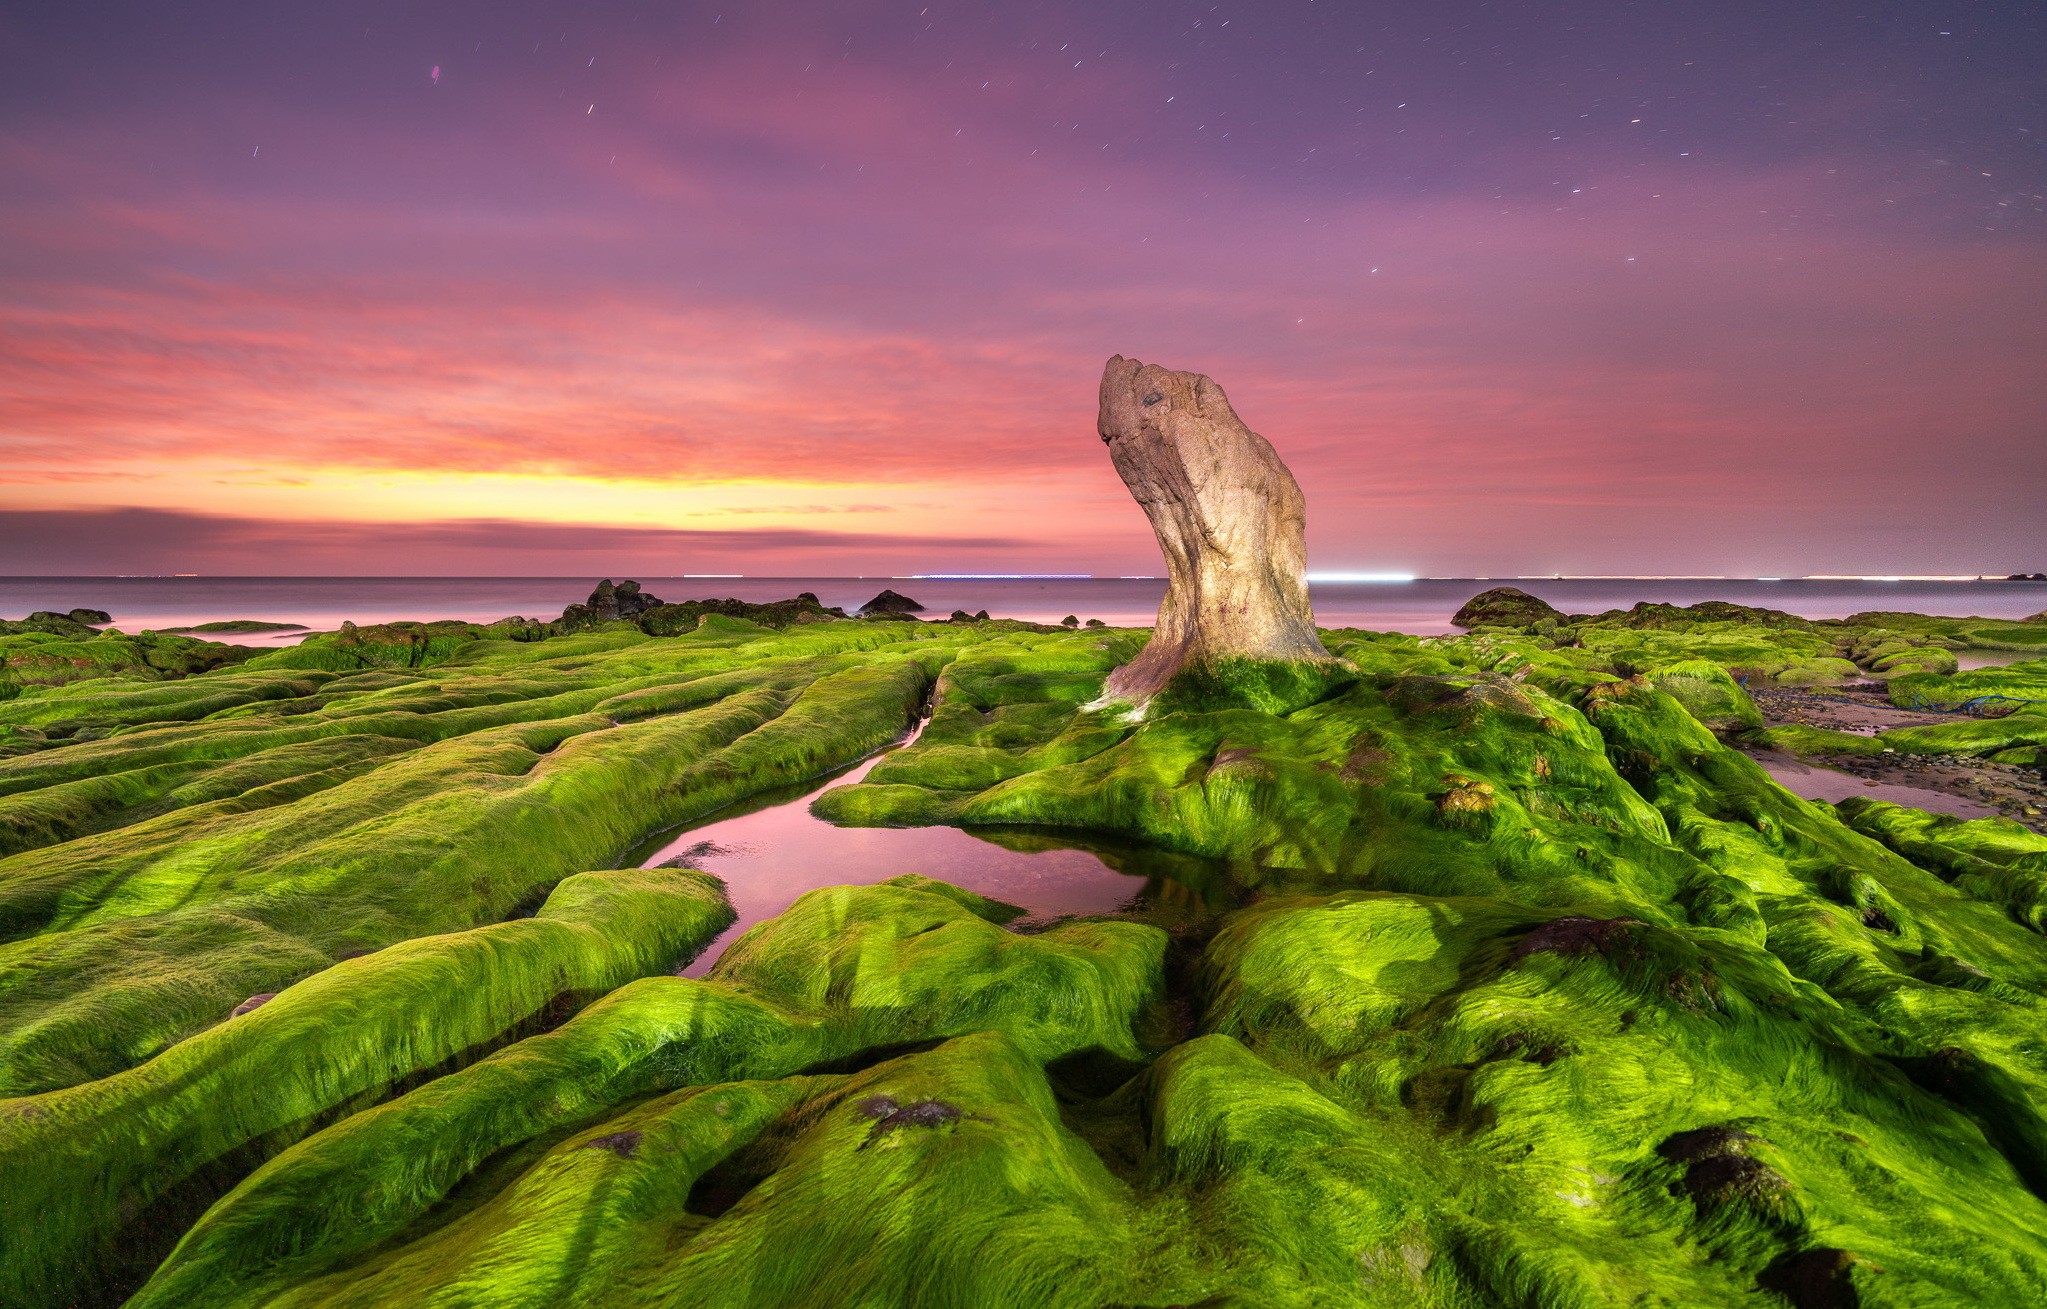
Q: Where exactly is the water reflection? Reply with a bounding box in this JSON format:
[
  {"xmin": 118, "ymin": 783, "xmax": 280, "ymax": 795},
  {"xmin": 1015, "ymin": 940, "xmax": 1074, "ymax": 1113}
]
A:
[{"xmin": 627, "ymin": 727, "xmax": 1235, "ymax": 976}]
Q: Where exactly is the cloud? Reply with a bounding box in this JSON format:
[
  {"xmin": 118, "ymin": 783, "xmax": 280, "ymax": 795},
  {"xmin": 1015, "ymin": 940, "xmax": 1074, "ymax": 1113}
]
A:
[{"xmin": 0, "ymin": 507, "xmax": 1029, "ymax": 576}]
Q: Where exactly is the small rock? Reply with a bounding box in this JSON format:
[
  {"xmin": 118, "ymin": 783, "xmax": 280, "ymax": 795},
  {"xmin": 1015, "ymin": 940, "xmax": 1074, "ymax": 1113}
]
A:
[
  {"xmin": 860, "ymin": 589, "xmax": 924, "ymax": 615},
  {"xmin": 230, "ymin": 993, "xmax": 277, "ymax": 1017},
  {"xmin": 585, "ymin": 1130, "xmax": 642, "ymax": 1158},
  {"xmin": 1757, "ymin": 1247, "xmax": 1861, "ymax": 1309},
  {"xmin": 856, "ymin": 1095, "xmax": 976, "ymax": 1148}
]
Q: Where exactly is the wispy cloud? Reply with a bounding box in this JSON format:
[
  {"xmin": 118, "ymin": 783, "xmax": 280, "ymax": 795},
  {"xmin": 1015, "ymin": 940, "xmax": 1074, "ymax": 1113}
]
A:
[{"xmin": 0, "ymin": 507, "xmax": 1031, "ymax": 576}]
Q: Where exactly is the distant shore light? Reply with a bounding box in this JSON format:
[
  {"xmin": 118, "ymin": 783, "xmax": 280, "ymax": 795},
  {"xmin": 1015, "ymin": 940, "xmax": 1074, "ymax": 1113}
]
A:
[{"xmin": 1306, "ymin": 572, "xmax": 1417, "ymax": 583}]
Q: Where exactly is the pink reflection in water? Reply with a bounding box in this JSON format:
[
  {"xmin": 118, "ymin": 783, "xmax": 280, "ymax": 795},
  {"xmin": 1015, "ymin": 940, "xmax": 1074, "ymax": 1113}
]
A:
[{"xmin": 639, "ymin": 728, "xmax": 1143, "ymax": 976}]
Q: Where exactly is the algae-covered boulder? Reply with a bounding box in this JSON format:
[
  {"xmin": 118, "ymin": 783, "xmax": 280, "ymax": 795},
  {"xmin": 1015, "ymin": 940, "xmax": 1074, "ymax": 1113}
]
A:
[
  {"xmin": 0, "ymin": 610, "xmax": 101, "ymax": 638},
  {"xmin": 1649, "ymin": 658, "xmax": 1765, "ymax": 732},
  {"xmin": 638, "ymin": 593, "xmax": 846, "ymax": 634},
  {"xmin": 0, "ymin": 628, "xmax": 255, "ymax": 692},
  {"xmin": 1452, "ymin": 585, "xmax": 1566, "ymax": 629}
]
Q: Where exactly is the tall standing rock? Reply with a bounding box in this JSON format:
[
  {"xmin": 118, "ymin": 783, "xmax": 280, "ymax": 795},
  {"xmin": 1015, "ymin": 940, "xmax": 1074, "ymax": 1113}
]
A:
[{"xmin": 1097, "ymin": 355, "xmax": 1336, "ymax": 706}]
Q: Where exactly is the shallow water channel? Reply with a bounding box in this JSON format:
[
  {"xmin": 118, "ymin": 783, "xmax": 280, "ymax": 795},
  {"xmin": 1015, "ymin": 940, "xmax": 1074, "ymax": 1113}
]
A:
[
  {"xmin": 1748, "ymin": 751, "xmax": 2003, "ymax": 822},
  {"xmin": 627, "ymin": 720, "xmax": 1225, "ymax": 976}
]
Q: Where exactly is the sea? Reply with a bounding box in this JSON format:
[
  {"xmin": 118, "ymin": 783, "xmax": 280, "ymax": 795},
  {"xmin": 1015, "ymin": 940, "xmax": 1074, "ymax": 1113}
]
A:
[{"xmin": 3, "ymin": 576, "xmax": 2045, "ymax": 643}]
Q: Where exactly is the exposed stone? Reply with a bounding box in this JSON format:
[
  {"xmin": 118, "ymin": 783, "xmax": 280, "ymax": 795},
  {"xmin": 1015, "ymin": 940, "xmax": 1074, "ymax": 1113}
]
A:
[
  {"xmin": 1095, "ymin": 355, "xmax": 1334, "ymax": 704},
  {"xmin": 586, "ymin": 579, "xmax": 665, "ymax": 622},
  {"xmin": 860, "ymin": 589, "xmax": 924, "ymax": 615},
  {"xmin": 1451, "ymin": 587, "xmax": 1565, "ymax": 629},
  {"xmin": 1512, "ymin": 915, "xmax": 1643, "ymax": 959},
  {"xmin": 1757, "ymin": 1248, "xmax": 1862, "ymax": 1309}
]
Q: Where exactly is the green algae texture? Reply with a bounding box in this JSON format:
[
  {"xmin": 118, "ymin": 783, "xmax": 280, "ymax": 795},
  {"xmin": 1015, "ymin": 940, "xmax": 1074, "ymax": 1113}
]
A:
[{"xmin": 3, "ymin": 609, "xmax": 2047, "ymax": 1306}]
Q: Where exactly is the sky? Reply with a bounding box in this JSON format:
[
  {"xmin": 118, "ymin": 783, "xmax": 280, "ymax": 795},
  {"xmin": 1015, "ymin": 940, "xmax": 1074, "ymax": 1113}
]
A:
[{"xmin": 2, "ymin": 0, "xmax": 2043, "ymax": 578}]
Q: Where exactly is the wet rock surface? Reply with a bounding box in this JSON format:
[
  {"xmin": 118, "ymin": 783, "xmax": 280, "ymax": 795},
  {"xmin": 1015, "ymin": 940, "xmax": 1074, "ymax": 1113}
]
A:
[{"xmin": 1512, "ymin": 915, "xmax": 1643, "ymax": 959}]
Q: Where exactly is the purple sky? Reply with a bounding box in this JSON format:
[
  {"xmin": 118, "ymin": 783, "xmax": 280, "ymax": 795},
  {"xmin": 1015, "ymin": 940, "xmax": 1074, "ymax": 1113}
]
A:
[{"xmin": 2, "ymin": 1, "xmax": 2043, "ymax": 576}]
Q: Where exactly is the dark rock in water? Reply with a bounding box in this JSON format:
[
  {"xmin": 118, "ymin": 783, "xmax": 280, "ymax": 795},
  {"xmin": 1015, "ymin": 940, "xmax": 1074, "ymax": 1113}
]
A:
[
  {"xmin": 860, "ymin": 589, "xmax": 924, "ymax": 615},
  {"xmin": 66, "ymin": 608, "xmax": 112, "ymax": 625},
  {"xmin": 1452, "ymin": 587, "xmax": 1565, "ymax": 629},
  {"xmin": 1061, "ymin": 615, "xmax": 1079, "ymax": 628},
  {"xmin": 583, "ymin": 579, "xmax": 665, "ymax": 623},
  {"xmin": 973, "ymin": 609, "xmax": 990, "ymax": 622},
  {"xmin": 229, "ymin": 993, "xmax": 277, "ymax": 1018},
  {"xmin": 1095, "ymin": 354, "xmax": 1335, "ymax": 705},
  {"xmin": 1086, "ymin": 618, "xmax": 1106, "ymax": 628},
  {"xmin": 949, "ymin": 610, "xmax": 974, "ymax": 623}
]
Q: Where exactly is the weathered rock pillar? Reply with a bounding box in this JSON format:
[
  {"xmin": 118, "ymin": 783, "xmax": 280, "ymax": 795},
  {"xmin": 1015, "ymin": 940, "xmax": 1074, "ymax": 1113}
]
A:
[{"xmin": 1096, "ymin": 354, "xmax": 1335, "ymax": 706}]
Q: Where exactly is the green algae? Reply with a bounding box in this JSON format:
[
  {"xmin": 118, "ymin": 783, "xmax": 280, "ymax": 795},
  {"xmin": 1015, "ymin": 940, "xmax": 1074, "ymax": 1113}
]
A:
[
  {"xmin": 121, "ymin": 877, "xmax": 1164, "ymax": 1309},
  {"xmin": 4, "ymin": 608, "xmax": 2047, "ymax": 1305},
  {"xmin": 0, "ymin": 627, "xmax": 257, "ymax": 697},
  {"xmin": 0, "ymin": 867, "xmax": 734, "ymax": 1306}
]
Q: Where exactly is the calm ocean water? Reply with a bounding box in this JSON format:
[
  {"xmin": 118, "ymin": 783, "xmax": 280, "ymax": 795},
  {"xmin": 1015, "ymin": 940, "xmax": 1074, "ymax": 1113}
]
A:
[{"xmin": 3, "ymin": 576, "xmax": 2045, "ymax": 641}]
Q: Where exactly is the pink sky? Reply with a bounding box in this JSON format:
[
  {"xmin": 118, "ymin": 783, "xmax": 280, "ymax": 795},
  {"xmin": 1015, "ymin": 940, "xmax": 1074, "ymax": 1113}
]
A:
[{"xmin": 3, "ymin": 2, "xmax": 2043, "ymax": 576}]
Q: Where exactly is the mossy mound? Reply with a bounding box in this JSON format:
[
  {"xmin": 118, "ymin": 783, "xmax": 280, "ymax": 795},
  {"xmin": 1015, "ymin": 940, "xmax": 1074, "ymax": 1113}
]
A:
[
  {"xmin": 167, "ymin": 620, "xmax": 309, "ymax": 634},
  {"xmin": 637, "ymin": 593, "xmax": 848, "ymax": 634},
  {"xmin": 1844, "ymin": 610, "xmax": 2047, "ymax": 653},
  {"xmin": 241, "ymin": 618, "xmax": 554, "ymax": 671},
  {"xmin": 0, "ymin": 628, "xmax": 256, "ymax": 698}
]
